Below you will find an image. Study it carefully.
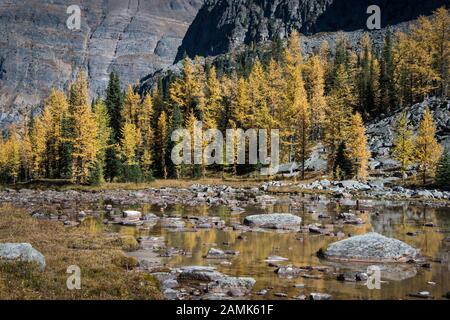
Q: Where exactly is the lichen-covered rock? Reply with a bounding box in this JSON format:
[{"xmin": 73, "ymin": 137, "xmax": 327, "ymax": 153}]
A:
[
  {"xmin": 323, "ymin": 233, "xmax": 419, "ymax": 263},
  {"xmin": 207, "ymin": 277, "xmax": 256, "ymax": 297},
  {"xmin": 0, "ymin": 243, "xmax": 46, "ymax": 270},
  {"xmin": 244, "ymin": 214, "xmax": 302, "ymax": 231},
  {"xmin": 178, "ymin": 266, "xmax": 224, "ymax": 282}
]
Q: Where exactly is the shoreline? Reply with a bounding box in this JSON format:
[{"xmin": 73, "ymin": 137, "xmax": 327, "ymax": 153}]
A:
[{"xmin": 1, "ymin": 179, "xmax": 449, "ymax": 207}]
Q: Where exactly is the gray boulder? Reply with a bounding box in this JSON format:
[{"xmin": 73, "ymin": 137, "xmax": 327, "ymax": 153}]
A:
[
  {"xmin": 323, "ymin": 233, "xmax": 419, "ymax": 263},
  {"xmin": 244, "ymin": 214, "xmax": 302, "ymax": 231},
  {"xmin": 310, "ymin": 293, "xmax": 332, "ymax": 300},
  {"xmin": 0, "ymin": 243, "xmax": 46, "ymax": 270},
  {"xmin": 178, "ymin": 266, "xmax": 224, "ymax": 281},
  {"xmin": 207, "ymin": 277, "xmax": 256, "ymax": 297}
]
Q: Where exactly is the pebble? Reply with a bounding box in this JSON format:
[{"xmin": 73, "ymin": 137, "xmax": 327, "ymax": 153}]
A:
[{"xmin": 274, "ymin": 292, "xmax": 288, "ymax": 297}]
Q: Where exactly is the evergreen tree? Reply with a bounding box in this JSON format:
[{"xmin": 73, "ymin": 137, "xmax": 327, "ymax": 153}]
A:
[
  {"xmin": 356, "ymin": 34, "xmax": 380, "ymax": 118},
  {"xmin": 156, "ymin": 111, "xmax": 169, "ymax": 179},
  {"xmin": 333, "ymin": 142, "xmax": 353, "ymax": 180},
  {"xmin": 329, "ymin": 35, "xmax": 351, "ymax": 91},
  {"xmin": 104, "ymin": 72, "xmax": 123, "ymax": 181},
  {"xmin": 169, "ymin": 104, "xmax": 185, "ymax": 179},
  {"xmin": 435, "ymin": 150, "xmax": 450, "ymax": 190},
  {"xmin": 380, "ymin": 32, "xmax": 397, "ymax": 114},
  {"xmin": 17, "ymin": 117, "xmax": 33, "ymax": 182},
  {"xmin": 104, "ymin": 145, "xmax": 121, "ymax": 182},
  {"xmin": 105, "ymin": 72, "xmax": 123, "ymax": 140}
]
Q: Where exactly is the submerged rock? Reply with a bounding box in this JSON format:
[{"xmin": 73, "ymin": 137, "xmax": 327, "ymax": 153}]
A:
[
  {"xmin": 323, "ymin": 233, "xmax": 419, "ymax": 263},
  {"xmin": 205, "ymin": 248, "xmax": 239, "ymax": 259},
  {"xmin": 244, "ymin": 214, "xmax": 302, "ymax": 231},
  {"xmin": 0, "ymin": 243, "xmax": 46, "ymax": 271},
  {"xmin": 275, "ymin": 265, "xmax": 303, "ymax": 276},
  {"xmin": 161, "ymin": 218, "xmax": 186, "ymax": 229},
  {"xmin": 265, "ymin": 255, "xmax": 289, "ymax": 262},
  {"xmin": 337, "ymin": 272, "xmax": 368, "ymax": 282},
  {"xmin": 409, "ymin": 291, "xmax": 432, "ymax": 299},
  {"xmin": 337, "ymin": 212, "xmax": 365, "ymax": 225}
]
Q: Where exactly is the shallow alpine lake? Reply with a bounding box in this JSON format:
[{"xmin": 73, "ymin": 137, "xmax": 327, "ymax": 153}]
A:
[
  {"xmin": 8, "ymin": 193, "xmax": 450, "ymax": 300},
  {"xmin": 104, "ymin": 195, "xmax": 450, "ymax": 300}
]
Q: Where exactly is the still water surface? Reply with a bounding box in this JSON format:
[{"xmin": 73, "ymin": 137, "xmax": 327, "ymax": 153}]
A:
[{"xmin": 107, "ymin": 196, "xmax": 450, "ymax": 300}]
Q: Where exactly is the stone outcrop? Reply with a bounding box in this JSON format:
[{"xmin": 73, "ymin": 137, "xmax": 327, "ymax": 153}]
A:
[
  {"xmin": 322, "ymin": 233, "xmax": 419, "ymax": 263},
  {"xmin": 0, "ymin": 243, "xmax": 46, "ymax": 270},
  {"xmin": 0, "ymin": 0, "xmax": 202, "ymax": 126}
]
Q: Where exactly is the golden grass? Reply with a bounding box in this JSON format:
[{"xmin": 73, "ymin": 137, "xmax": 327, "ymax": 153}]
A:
[
  {"xmin": 0, "ymin": 205, "xmax": 163, "ymax": 300},
  {"xmin": 52, "ymin": 178, "xmax": 266, "ymax": 192}
]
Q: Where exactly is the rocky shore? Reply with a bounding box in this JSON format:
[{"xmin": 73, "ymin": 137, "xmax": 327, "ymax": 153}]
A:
[{"xmin": 0, "ymin": 180, "xmax": 449, "ymax": 213}]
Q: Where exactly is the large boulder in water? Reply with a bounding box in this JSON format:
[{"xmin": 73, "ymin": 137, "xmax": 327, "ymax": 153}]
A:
[
  {"xmin": 244, "ymin": 214, "xmax": 302, "ymax": 231},
  {"xmin": 323, "ymin": 233, "xmax": 419, "ymax": 263},
  {"xmin": 0, "ymin": 243, "xmax": 46, "ymax": 270}
]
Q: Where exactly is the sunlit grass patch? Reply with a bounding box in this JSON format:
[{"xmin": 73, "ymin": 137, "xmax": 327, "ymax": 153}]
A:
[{"xmin": 0, "ymin": 204, "xmax": 162, "ymax": 300}]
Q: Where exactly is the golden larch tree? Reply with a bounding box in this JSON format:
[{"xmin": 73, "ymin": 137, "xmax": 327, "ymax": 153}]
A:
[
  {"xmin": 122, "ymin": 85, "xmax": 141, "ymax": 126},
  {"xmin": 346, "ymin": 112, "xmax": 371, "ymax": 181},
  {"xmin": 138, "ymin": 94, "xmax": 154, "ymax": 176},
  {"xmin": 415, "ymin": 107, "xmax": 443, "ymax": 184},
  {"xmin": 306, "ymin": 55, "xmax": 327, "ymax": 140},
  {"xmin": 120, "ymin": 122, "xmax": 141, "ymax": 166},
  {"xmin": 324, "ymin": 64, "xmax": 355, "ymax": 170},
  {"xmin": 392, "ymin": 112, "xmax": 416, "ymax": 176},
  {"xmin": 69, "ymin": 71, "xmax": 100, "ymax": 184}
]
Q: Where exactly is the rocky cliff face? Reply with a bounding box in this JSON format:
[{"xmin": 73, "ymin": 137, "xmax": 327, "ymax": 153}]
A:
[
  {"xmin": 0, "ymin": 0, "xmax": 202, "ymax": 126},
  {"xmin": 176, "ymin": 0, "xmax": 449, "ymax": 61}
]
